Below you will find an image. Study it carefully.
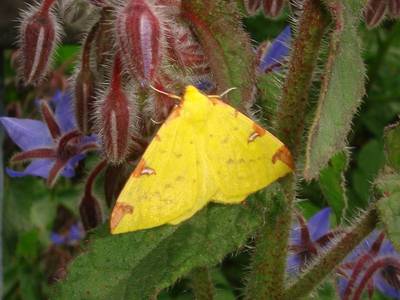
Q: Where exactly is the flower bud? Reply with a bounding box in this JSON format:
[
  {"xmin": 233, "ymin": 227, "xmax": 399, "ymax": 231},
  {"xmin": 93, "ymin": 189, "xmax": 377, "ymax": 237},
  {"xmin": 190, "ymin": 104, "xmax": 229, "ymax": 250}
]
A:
[
  {"xmin": 116, "ymin": 0, "xmax": 165, "ymax": 85},
  {"xmin": 97, "ymin": 54, "xmax": 134, "ymax": 164},
  {"xmin": 364, "ymin": 0, "xmax": 387, "ymax": 28},
  {"xmin": 18, "ymin": 0, "xmax": 60, "ymax": 85},
  {"xmin": 74, "ymin": 23, "xmax": 98, "ymax": 134},
  {"xmin": 263, "ymin": 0, "xmax": 285, "ymax": 18},
  {"xmin": 245, "ymin": 0, "xmax": 262, "ymax": 15},
  {"xmin": 388, "ymin": 0, "xmax": 400, "ymax": 17},
  {"xmin": 79, "ymin": 192, "xmax": 103, "ymax": 231},
  {"xmin": 74, "ymin": 69, "xmax": 96, "ymax": 134}
]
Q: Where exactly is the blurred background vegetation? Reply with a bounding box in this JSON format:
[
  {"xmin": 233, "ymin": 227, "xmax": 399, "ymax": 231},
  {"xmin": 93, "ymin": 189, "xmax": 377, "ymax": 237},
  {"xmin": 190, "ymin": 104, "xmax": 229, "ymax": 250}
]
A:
[{"xmin": 1, "ymin": 6, "xmax": 400, "ymax": 300}]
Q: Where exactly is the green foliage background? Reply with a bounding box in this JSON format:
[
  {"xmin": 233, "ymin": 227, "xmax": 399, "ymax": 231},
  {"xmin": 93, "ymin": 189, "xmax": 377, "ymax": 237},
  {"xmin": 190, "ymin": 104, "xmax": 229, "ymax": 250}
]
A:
[{"xmin": 2, "ymin": 7, "xmax": 400, "ymax": 300}]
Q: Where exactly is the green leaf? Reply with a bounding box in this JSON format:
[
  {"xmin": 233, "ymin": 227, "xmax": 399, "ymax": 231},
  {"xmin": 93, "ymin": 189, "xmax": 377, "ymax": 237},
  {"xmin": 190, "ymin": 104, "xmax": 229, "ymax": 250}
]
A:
[
  {"xmin": 376, "ymin": 172, "xmax": 400, "ymax": 251},
  {"xmin": 182, "ymin": 0, "xmax": 255, "ymax": 107},
  {"xmin": 319, "ymin": 151, "xmax": 349, "ymax": 222},
  {"xmin": 384, "ymin": 122, "xmax": 400, "ymax": 172},
  {"xmin": 52, "ymin": 195, "xmax": 268, "ymax": 299},
  {"xmin": 16, "ymin": 230, "xmax": 41, "ymax": 263},
  {"xmin": 304, "ymin": 0, "xmax": 366, "ymax": 179}
]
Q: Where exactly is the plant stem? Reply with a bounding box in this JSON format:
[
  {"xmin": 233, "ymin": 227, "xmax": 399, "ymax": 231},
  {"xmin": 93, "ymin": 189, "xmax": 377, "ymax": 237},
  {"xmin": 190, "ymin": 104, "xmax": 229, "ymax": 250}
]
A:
[
  {"xmin": 284, "ymin": 207, "xmax": 379, "ymax": 299},
  {"xmin": 189, "ymin": 267, "xmax": 214, "ymax": 300},
  {"xmin": 244, "ymin": 1, "xmax": 328, "ymax": 299}
]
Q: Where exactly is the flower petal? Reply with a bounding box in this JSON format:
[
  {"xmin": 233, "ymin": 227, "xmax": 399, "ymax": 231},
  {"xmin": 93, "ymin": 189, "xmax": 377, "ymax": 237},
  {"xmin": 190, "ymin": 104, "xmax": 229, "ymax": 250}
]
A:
[
  {"xmin": 286, "ymin": 254, "xmax": 301, "ymax": 275},
  {"xmin": 258, "ymin": 26, "xmax": 291, "ymax": 73},
  {"xmin": 308, "ymin": 207, "xmax": 332, "ymax": 241},
  {"xmin": 62, "ymin": 154, "xmax": 86, "ymax": 178},
  {"xmin": 53, "ymin": 90, "xmax": 76, "ymax": 133},
  {"xmin": 0, "ymin": 117, "xmax": 52, "ymax": 150},
  {"xmin": 6, "ymin": 159, "xmax": 54, "ymax": 178},
  {"xmin": 374, "ymin": 272, "xmax": 400, "ymax": 299}
]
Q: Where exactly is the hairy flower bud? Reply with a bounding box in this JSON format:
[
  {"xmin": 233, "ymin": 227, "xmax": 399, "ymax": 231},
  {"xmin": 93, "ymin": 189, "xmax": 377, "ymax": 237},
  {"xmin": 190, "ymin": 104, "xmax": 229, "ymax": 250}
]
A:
[
  {"xmin": 364, "ymin": 0, "xmax": 387, "ymax": 28},
  {"xmin": 116, "ymin": 0, "xmax": 165, "ymax": 86},
  {"xmin": 388, "ymin": 0, "xmax": 400, "ymax": 17},
  {"xmin": 97, "ymin": 54, "xmax": 134, "ymax": 164},
  {"xmin": 263, "ymin": 0, "xmax": 286, "ymax": 18},
  {"xmin": 74, "ymin": 23, "xmax": 98, "ymax": 134},
  {"xmin": 18, "ymin": 0, "xmax": 60, "ymax": 85},
  {"xmin": 245, "ymin": 0, "xmax": 262, "ymax": 15}
]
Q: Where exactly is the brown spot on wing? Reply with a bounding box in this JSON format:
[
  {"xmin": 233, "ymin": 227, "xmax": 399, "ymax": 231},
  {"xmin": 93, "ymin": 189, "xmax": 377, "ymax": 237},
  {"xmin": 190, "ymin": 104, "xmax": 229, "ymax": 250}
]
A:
[
  {"xmin": 110, "ymin": 202, "xmax": 134, "ymax": 232},
  {"xmin": 132, "ymin": 159, "xmax": 156, "ymax": 177},
  {"xmin": 154, "ymin": 134, "xmax": 161, "ymax": 141},
  {"xmin": 272, "ymin": 146, "xmax": 294, "ymax": 169},
  {"xmin": 132, "ymin": 159, "xmax": 146, "ymax": 177},
  {"xmin": 248, "ymin": 123, "xmax": 267, "ymax": 143}
]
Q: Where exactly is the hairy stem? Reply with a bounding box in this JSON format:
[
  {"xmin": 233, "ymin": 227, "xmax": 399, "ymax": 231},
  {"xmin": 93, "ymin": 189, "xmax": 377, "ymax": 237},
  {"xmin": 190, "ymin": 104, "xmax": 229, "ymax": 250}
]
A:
[
  {"xmin": 284, "ymin": 207, "xmax": 379, "ymax": 299},
  {"xmin": 189, "ymin": 267, "xmax": 215, "ymax": 300},
  {"xmin": 245, "ymin": 1, "xmax": 328, "ymax": 299}
]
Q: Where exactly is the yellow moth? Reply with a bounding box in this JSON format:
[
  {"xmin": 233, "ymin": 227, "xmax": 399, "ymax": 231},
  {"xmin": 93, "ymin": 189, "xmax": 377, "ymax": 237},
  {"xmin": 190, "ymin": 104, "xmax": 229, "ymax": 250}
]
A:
[{"xmin": 110, "ymin": 85, "xmax": 293, "ymax": 234}]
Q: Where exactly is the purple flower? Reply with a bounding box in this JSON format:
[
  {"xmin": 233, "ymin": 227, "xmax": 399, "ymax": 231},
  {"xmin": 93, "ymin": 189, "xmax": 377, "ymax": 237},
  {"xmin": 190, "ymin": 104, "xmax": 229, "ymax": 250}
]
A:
[
  {"xmin": 337, "ymin": 231, "xmax": 400, "ymax": 299},
  {"xmin": 288, "ymin": 208, "xmax": 341, "ymax": 274},
  {"xmin": 0, "ymin": 91, "xmax": 98, "ymax": 186},
  {"xmin": 257, "ymin": 26, "xmax": 291, "ymax": 74},
  {"xmin": 50, "ymin": 223, "xmax": 85, "ymax": 246}
]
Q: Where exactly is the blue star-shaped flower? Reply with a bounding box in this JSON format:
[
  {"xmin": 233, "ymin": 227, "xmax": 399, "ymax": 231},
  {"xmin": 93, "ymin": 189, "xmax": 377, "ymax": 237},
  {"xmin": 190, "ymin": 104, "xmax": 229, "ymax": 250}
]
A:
[
  {"xmin": 338, "ymin": 230, "xmax": 400, "ymax": 299},
  {"xmin": 0, "ymin": 91, "xmax": 98, "ymax": 186},
  {"xmin": 287, "ymin": 208, "xmax": 340, "ymax": 274}
]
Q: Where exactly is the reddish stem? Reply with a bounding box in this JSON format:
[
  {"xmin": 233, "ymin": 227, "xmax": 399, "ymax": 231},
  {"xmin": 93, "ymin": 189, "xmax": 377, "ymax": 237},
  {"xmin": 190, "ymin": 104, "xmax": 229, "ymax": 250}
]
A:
[
  {"xmin": 352, "ymin": 257, "xmax": 400, "ymax": 300},
  {"xmin": 111, "ymin": 53, "xmax": 123, "ymax": 89},
  {"xmin": 82, "ymin": 22, "xmax": 99, "ymax": 68},
  {"xmin": 343, "ymin": 232, "xmax": 385, "ymax": 300},
  {"xmin": 84, "ymin": 159, "xmax": 107, "ymax": 196}
]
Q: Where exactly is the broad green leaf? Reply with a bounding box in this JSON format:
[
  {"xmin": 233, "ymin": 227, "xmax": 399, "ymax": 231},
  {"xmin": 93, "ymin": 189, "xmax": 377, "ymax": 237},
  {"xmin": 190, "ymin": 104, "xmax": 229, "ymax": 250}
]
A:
[
  {"xmin": 376, "ymin": 172, "xmax": 400, "ymax": 251},
  {"xmin": 319, "ymin": 151, "xmax": 348, "ymax": 222},
  {"xmin": 52, "ymin": 193, "xmax": 270, "ymax": 300},
  {"xmin": 384, "ymin": 122, "xmax": 400, "ymax": 172},
  {"xmin": 16, "ymin": 230, "xmax": 41, "ymax": 263},
  {"xmin": 304, "ymin": 0, "xmax": 365, "ymax": 179}
]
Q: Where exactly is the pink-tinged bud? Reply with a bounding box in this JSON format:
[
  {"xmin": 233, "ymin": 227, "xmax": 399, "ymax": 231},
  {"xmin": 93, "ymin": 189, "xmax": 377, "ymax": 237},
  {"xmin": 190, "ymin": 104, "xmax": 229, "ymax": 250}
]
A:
[
  {"xmin": 364, "ymin": 0, "xmax": 387, "ymax": 28},
  {"xmin": 97, "ymin": 54, "xmax": 135, "ymax": 164},
  {"xmin": 18, "ymin": 0, "xmax": 60, "ymax": 85},
  {"xmin": 74, "ymin": 69, "xmax": 96, "ymax": 134},
  {"xmin": 79, "ymin": 191, "xmax": 103, "ymax": 231},
  {"xmin": 94, "ymin": 8, "xmax": 114, "ymax": 75},
  {"xmin": 74, "ymin": 24, "xmax": 98, "ymax": 134},
  {"xmin": 263, "ymin": 0, "xmax": 285, "ymax": 18},
  {"xmin": 245, "ymin": 0, "xmax": 262, "ymax": 15},
  {"xmin": 116, "ymin": 0, "xmax": 165, "ymax": 85},
  {"xmin": 388, "ymin": 0, "xmax": 400, "ymax": 17}
]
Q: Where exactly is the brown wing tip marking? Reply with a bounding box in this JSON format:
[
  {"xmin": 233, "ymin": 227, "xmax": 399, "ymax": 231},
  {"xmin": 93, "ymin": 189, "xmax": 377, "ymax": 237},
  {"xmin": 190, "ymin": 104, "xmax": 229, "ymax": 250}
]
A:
[
  {"xmin": 154, "ymin": 134, "xmax": 161, "ymax": 141},
  {"xmin": 248, "ymin": 123, "xmax": 267, "ymax": 143},
  {"xmin": 272, "ymin": 146, "xmax": 294, "ymax": 170},
  {"xmin": 110, "ymin": 202, "xmax": 134, "ymax": 232},
  {"xmin": 132, "ymin": 158, "xmax": 156, "ymax": 177},
  {"xmin": 165, "ymin": 105, "xmax": 181, "ymax": 122}
]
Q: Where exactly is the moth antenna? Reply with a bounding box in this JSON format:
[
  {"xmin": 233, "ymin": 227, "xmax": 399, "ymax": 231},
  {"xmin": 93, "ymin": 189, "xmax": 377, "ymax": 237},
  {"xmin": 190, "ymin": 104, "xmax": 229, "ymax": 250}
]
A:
[
  {"xmin": 209, "ymin": 87, "xmax": 238, "ymax": 99},
  {"xmin": 151, "ymin": 118, "xmax": 163, "ymax": 125},
  {"xmin": 149, "ymin": 84, "xmax": 181, "ymax": 101}
]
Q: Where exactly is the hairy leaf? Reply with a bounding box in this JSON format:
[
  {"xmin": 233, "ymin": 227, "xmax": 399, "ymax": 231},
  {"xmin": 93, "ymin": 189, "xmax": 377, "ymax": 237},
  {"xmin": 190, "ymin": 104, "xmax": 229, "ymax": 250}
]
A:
[
  {"xmin": 304, "ymin": 0, "xmax": 365, "ymax": 179},
  {"xmin": 51, "ymin": 193, "xmax": 270, "ymax": 299},
  {"xmin": 384, "ymin": 122, "xmax": 400, "ymax": 172},
  {"xmin": 376, "ymin": 172, "xmax": 400, "ymax": 252},
  {"xmin": 181, "ymin": 0, "xmax": 255, "ymax": 108},
  {"xmin": 319, "ymin": 151, "xmax": 348, "ymax": 222}
]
